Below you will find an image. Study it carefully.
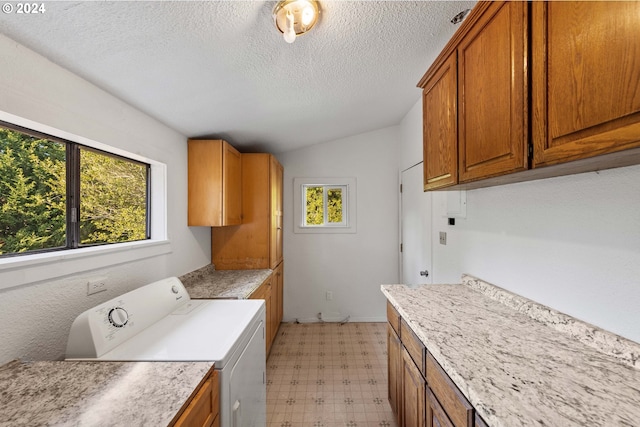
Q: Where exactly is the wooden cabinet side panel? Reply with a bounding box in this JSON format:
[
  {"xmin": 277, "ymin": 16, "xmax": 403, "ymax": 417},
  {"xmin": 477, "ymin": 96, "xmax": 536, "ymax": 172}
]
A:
[
  {"xmin": 212, "ymin": 154, "xmax": 270, "ymax": 269},
  {"xmin": 269, "ymin": 156, "xmax": 283, "ymax": 269},
  {"xmin": 274, "ymin": 262, "xmax": 284, "ymax": 326},
  {"xmin": 388, "ymin": 323, "xmax": 403, "ymax": 426},
  {"xmin": 222, "ymin": 142, "xmax": 242, "ymax": 225},
  {"xmin": 211, "ymin": 370, "xmax": 219, "ymax": 426},
  {"xmin": 188, "ymin": 140, "xmax": 223, "ymax": 226},
  {"xmin": 172, "ymin": 371, "xmax": 216, "ymax": 427},
  {"xmin": 458, "ymin": 0, "xmax": 528, "ymax": 182},
  {"xmin": 401, "ymin": 347, "xmax": 426, "ymax": 427},
  {"xmin": 423, "ymin": 54, "xmax": 458, "ymax": 191},
  {"xmin": 532, "ymin": 1, "xmax": 640, "ymax": 167}
]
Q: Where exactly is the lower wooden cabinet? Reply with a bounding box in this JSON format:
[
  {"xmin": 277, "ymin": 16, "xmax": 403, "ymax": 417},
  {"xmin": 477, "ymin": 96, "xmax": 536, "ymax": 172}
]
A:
[
  {"xmin": 387, "ymin": 302, "xmax": 478, "ymax": 427},
  {"xmin": 172, "ymin": 369, "xmax": 219, "ymax": 427}
]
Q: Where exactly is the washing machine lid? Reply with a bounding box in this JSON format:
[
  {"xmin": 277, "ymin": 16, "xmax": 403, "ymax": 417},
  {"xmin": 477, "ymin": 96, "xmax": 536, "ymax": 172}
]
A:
[
  {"xmin": 94, "ymin": 299, "xmax": 264, "ymax": 368},
  {"xmin": 65, "ymin": 276, "xmax": 265, "ymax": 368}
]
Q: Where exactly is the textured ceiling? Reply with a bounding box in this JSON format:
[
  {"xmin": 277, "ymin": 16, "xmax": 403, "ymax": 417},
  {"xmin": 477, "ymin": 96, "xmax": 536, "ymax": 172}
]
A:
[{"xmin": 0, "ymin": 1, "xmax": 476, "ymax": 153}]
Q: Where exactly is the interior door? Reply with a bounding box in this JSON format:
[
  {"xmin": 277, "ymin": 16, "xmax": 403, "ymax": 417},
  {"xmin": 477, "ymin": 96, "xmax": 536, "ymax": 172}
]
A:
[{"xmin": 401, "ymin": 163, "xmax": 433, "ymax": 285}]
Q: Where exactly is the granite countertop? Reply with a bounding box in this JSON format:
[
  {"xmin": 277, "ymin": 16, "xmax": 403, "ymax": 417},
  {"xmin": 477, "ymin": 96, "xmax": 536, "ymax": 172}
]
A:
[
  {"xmin": 381, "ymin": 274, "xmax": 640, "ymax": 427},
  {"xmin": 179, "ymin": 264, "xmax": 272, "ymax": 299},
  {"xmin": 0, "ymin": 360, "xmax": 214, "ymax": 427}
]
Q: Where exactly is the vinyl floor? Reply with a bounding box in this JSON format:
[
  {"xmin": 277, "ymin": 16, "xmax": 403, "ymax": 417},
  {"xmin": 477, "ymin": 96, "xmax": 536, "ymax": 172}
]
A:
[{"xmin": 266, "ymin": 322, "xmax": 398, "ymax": 427}]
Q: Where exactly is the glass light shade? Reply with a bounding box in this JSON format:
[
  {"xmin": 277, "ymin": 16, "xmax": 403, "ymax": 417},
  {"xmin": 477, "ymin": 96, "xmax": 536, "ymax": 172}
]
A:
[{"xmin": 273, "ymin": 0, "xmax": 319, "ymax": 43}]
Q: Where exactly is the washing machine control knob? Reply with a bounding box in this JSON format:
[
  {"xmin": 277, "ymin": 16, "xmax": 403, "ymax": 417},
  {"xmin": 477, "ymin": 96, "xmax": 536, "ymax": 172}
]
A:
[{"xmin": 108, "ymin": 307, "xmax": 129, "ymax": 328}]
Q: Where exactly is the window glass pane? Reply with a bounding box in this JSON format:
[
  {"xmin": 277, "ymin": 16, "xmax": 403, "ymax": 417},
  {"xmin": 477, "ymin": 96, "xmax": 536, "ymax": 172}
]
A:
[
  {"xmin": 305, "ymin": 186, "xmax": 324, "ymax": 225},
  {"xmin": 327, "ymin": 188, "xmax": 343, "ymax": 223},
  {"xmin": 80, "ymin": 149, "xmax": 147, "ymax": 245},
  {"xmin": 0, "ymin": 127, "xmax": 66, "ymax": 255}
]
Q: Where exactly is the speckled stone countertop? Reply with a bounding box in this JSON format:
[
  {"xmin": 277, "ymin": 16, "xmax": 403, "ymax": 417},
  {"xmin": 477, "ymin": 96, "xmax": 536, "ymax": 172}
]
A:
[
  {"xmin": 0, "ymin": 360, "xmax": 214, "ymax": 427},
  {"xmin": 381, "ymin": 274, "xmax": 640, "ymax": 427},
  {"xmin": 179, "ymin": 264, "xmax": 272, "ymax": 299}
]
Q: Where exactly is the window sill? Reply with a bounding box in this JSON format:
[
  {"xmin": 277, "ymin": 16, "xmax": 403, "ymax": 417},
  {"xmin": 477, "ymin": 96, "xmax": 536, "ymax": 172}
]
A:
[{"xmin": 0, "ymin": 240, "xmax": 172, "ymax": 291}]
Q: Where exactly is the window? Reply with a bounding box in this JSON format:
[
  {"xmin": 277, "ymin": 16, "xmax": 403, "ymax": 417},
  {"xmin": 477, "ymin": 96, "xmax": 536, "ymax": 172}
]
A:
[
  {"xmin": 303, "ymin": 185, "xmax": 347, "ymax": 227},
  {"xmin": 0, "ymin": 120, "xmax": 149, "ymax": 257},
  {"xmin": 294, "ymin": 177, "xmax": 356, "ymax": 234}
]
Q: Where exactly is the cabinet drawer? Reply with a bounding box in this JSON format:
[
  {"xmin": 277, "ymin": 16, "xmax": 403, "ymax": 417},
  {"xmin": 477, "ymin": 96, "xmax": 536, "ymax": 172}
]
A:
[
  {"xmin": 386, "ymin": 301, "xmax": 401, "ymax": 335},
  {"xmin": 400, "ymin": 318, "xmax": 425, "ymax": 376},
  {"xmin": 426, "ymin": 353, "xmax": 473, "ymax": 427}
]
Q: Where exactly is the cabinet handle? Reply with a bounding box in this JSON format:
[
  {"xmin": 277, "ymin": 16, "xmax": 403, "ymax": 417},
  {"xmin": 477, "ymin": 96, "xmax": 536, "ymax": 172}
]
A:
[{"xmin": 420, "ymin": 270, "xmax": 429, "ymax": 277}]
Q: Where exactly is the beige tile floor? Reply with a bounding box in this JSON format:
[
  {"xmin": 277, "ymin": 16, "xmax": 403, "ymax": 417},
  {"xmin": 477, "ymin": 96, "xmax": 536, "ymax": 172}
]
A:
[{"xmin": 266, "ymin": 322, "xmax": 398, "ymax": 427}]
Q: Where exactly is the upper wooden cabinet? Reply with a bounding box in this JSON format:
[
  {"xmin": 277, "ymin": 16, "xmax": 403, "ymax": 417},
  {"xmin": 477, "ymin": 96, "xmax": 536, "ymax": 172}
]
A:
[
  {"xmin": 188, "ymin": 139, "xmax": 242, "ymax": 226},
  {"xmin": 419, "ymin": 0, "xmax": 640, "ymax": 191},
  {"xmin": 457, "ymin": 0, "xmax": 528, "ymax": 183},
  {"xmin": 531, "ymin": 1, "xmax": 640, "ymax": 167},
  {"xmin": 419, "ymin": 1, "xmax": 528, "ymax": 190},
  {"xmin": 212, "ymin": 153, "xmax": 283, "ymax": 270}
]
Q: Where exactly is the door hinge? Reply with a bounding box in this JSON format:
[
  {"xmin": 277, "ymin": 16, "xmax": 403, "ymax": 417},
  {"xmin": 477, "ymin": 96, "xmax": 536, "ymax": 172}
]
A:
[
  {"xmin": 400, "ymin": 184, "xmax": 403, "ymax": 193},
  {"xmin": 400, "ymin": 243, "xmax": 403, "ymax": 253},
  {"xmin": 528, "ymin": 144, "xmax": 533, "ymax": 158}
]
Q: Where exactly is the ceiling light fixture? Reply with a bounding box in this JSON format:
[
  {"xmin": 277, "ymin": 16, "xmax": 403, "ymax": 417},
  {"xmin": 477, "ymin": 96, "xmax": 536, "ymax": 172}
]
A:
[{"xmin": 273, "ymin": 0, "xmax": 319, "ymax": 44}]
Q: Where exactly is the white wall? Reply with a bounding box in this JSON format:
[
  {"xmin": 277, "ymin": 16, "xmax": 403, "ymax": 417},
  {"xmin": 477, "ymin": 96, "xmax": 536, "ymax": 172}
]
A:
[
  {"xmin": 0, "ymin": 35, "xmax": 210, "ymax": 364},
  {"xmin": 279, "ymin": 127, "xmax": 400, "ymax": 322},
  {"xmin": 399, "ymin": 99, "xmax": 640, "ymax": 343}
]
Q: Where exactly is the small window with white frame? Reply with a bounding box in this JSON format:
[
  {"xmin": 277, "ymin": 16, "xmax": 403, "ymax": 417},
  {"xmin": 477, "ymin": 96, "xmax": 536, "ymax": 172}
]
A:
[
  {"xmin": 303, "ymin": 184, "xmax": 348, "ymax": 227},
  {"xmin": 294, "ymin": 177, "xmax": 356, "ymax": 234}
]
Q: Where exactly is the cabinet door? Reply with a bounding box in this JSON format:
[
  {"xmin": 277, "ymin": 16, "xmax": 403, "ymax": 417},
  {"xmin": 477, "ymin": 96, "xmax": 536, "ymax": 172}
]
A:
[
  {"xmin": 532, "ymin": 1, "xmax": 640, "ymax": 167},
  {"xmin": 458, "ymin": 1, "xmax": 528, "ymax": 183},
  {"xmin": 188, "ymin": 139, "xmax": 223, "ymax": 226},
  {"xmin": 426, "ymin": 388, "xmax": 454, "ymax": 427},
  {"xmin": 423, "ymin": 53, "xmax": 458, "ymax": 190},
  {"xmin": 269, "ymin": 156, "xmax": 283, "ymax": 269},
  {"xmin": 388, "ymin": 323, "xmax": 403, "ymax": 426},
  {"xmin": 222, "ymin": 142, "xmax": 242, "ymax": 225},
  {"xmin": 401, "ymin": 347, "xmax": 425, "ymax": 427},
  {"xmin": 188, "ymin": 139, "xmax": 242, "ymax": 227}
]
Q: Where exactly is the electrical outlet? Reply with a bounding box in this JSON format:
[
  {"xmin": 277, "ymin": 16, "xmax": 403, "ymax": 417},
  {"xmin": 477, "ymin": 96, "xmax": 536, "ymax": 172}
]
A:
[
  {"xmin": 326, "ymin": 291, "xmax": 333, "ymax": 301},
  {"xmin": 439, "ymin": 231, "xmax": 447, "ymax": 245},
  {"xmin": 87, "ymin": 278, "xmax": 107, "ymax": 295}
]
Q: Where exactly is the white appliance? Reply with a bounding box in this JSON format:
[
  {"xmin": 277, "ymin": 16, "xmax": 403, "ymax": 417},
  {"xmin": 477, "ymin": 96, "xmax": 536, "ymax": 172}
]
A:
[{"xmin": 66, "ymin": 277, "xmax": 266, "ymax": 427}]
